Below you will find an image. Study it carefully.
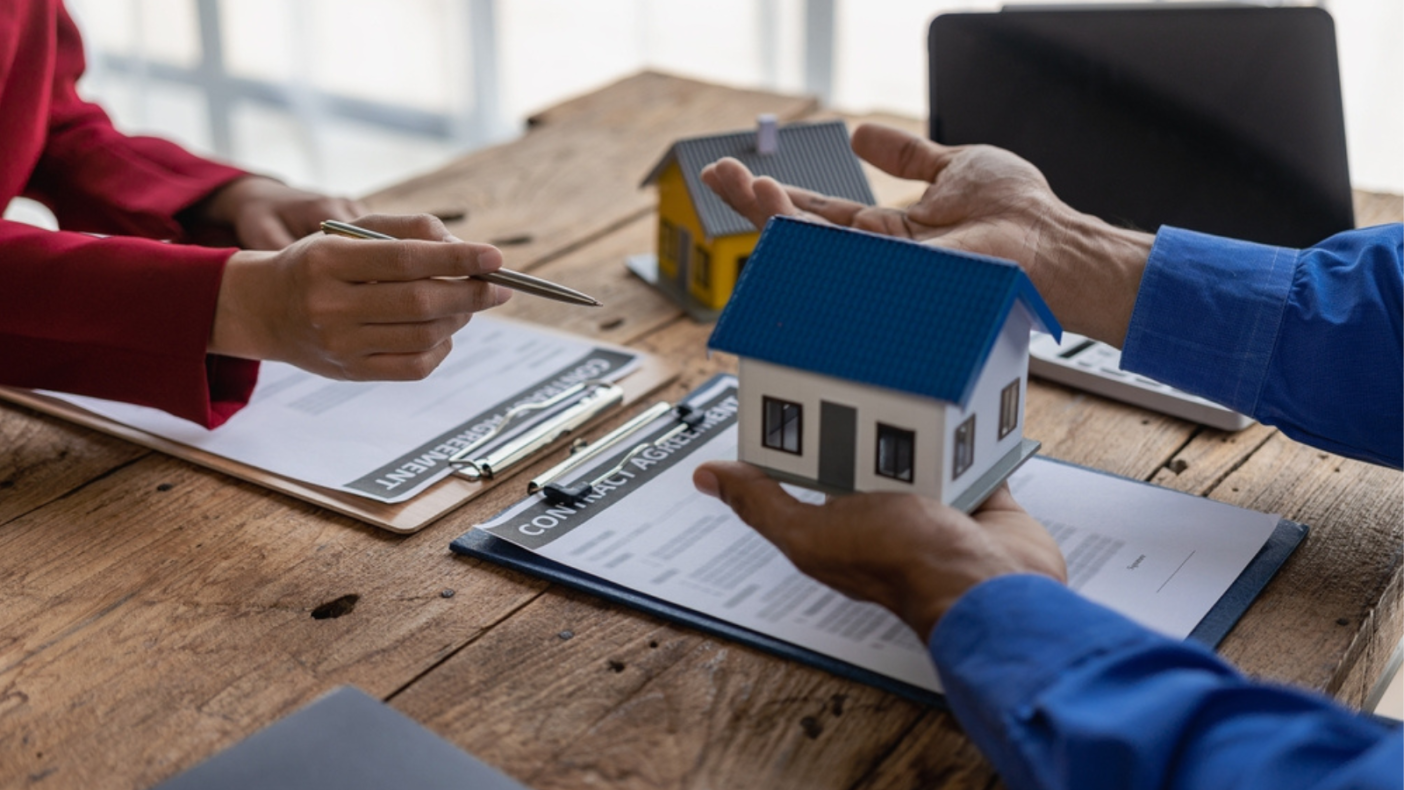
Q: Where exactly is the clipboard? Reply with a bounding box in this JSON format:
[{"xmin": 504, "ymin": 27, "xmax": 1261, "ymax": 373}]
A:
[
  {"xmin": 449, "ymin": 373, "xmax": 1308, "ymax": 708},
  {"xmin": 0, "ymin": 318, "xmax": 676, "ymax": 533}
]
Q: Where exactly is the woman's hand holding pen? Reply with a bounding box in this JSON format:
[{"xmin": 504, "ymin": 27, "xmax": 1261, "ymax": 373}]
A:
[{"xmin": 209, "ymin": 213, "xmax": 512, "ymax": 381}]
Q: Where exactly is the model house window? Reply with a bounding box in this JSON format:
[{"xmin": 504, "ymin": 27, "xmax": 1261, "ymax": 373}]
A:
[
  {"xmin": 953, "ymin": 415, "xmax": 976, "ymax": 480},
  {"xmin": 736, "ymin": 254, "xmax": 749, "ymax": 279},
  {"xmin": 762, "ymin": 396, "xmax": 802, "ymax": 454},
  {"xmin": 693, "ymin": 246, "xmax": 712, "ymax": 288},
  {"xmin": 658, "ymin": 219, "xmax": 674, "ymax": 263},
  {"xmin": 875, "ymin": 423, "xmax": 915, "ymax": 482},
  {"xmin": 999, "ymin": 378, "xmax": 1020, "ymax": 439},
  {"xmin": 676, "ymin": 227, "xmax": 692, "ymax": 274}
]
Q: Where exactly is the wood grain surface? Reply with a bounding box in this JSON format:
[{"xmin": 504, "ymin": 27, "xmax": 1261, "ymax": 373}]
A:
[{"xmin": 1, "ymin": 72, "xmax": 1399, "ymax": 790}]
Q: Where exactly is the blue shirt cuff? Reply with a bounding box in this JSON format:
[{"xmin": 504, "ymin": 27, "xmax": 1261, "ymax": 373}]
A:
[
  {"xmin": 927, "ymin": 575, "xmax": 1402, "ymax": 790},
  {"xmin": 1121, "ymin": 226, "xmax": 1298, "ymax": 416},
  {"xmin": 930, "ymin": 575, "xmax": 1165, "ymax": 714},
  {"xmin": 928, "ymin": 575, "xmax": 1170, "ymax": 788}
]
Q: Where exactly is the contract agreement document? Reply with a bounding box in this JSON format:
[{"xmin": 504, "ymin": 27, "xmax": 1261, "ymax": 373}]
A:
[
  {"xmin": 469, "ymin": 375, "xmax": 1283, "ymax": 694},
  {"xmin": 44, "ymin": 317, "xmax": 641, "ymax": 504}
]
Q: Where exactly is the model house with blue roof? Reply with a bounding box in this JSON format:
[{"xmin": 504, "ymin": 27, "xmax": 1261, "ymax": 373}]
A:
[
  {"xmin": 708, "ymin": 216, "xmax": 1062, "ymax": 511},
  {"xmin": 639, "ymin": 116, "xmax": 875, "ymax": 320}
]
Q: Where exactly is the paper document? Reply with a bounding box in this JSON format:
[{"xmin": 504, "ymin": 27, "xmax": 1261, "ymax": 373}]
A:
[
  {"xmin": 474, "ymin": 375, "xmax": 1281, "ymax": 693},
  {"xmin": 47, "ymin": 317, "xmax": 640, "ymax": 503}
]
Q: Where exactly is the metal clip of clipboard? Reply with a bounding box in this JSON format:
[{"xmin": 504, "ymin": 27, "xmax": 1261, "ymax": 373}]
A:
[
  {"xmin": 449, "ymin": 379, "xmax": 624, "ymax": 481},
  {"xmin": 529, "ymin": 401, "xmax": 707, "ymax": 506}
]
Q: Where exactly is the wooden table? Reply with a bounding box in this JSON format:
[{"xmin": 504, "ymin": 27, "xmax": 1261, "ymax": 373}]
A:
[{"xmin": 3, "ymin": 72, "xmax": 1401, "ymax": 790}]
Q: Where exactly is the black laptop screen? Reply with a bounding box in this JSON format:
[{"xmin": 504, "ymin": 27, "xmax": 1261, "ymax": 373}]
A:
[{"xmin": 929, "ymin": 6, "xmax": 1354, "ymax": 248}]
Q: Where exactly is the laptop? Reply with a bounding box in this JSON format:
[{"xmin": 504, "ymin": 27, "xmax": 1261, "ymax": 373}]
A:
[
  {"xmin": 928, "ymin": 4, "xmax": 1355, "ymax": 248},
  {"xmin": 151, "ymin": 687, "xmax": 528, "ymax": 790},
  {"xmin": 926, "ymin": 4, "xmax": 1357, "ymax": 428}
]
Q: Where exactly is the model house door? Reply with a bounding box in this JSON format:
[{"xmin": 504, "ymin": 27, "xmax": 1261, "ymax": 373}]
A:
[{"xmin": 818, "ymin": 401, "xmax": 857, "ymax": 490}]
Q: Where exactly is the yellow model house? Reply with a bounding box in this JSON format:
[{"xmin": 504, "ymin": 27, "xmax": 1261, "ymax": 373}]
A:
[{"xmin": 639, "ymin": 116, "xmax": 875, "ymax": 319}]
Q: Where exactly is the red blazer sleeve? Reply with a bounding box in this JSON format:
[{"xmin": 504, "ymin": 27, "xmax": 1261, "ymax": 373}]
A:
[
  {"xmin": 23, "ymin": 5, "xmax": 249, "ymax": 237},
  {"xmin": 0, "ymin": 2, "xmax": 258, "ymax": 428},
  {"xmin": 0, "ymin": 222, "xmax": 258, "ymax": 428}
]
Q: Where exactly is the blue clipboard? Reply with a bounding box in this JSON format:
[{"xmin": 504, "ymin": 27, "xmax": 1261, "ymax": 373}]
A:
[{"xmin": 450, "ymin": 376, "xmax": 1308, "ymax": 709}]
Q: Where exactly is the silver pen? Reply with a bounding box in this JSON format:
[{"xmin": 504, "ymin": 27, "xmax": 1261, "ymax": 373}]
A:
[{"xmin": 320, "ymin": 219, "xmax": 602, "ymax": 307}]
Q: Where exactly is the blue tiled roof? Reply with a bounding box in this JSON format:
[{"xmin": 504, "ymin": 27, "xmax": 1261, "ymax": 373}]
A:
[
  {"xmin": 641, "ymin": 120, "xmax": 875, "ymax": 240},
  {"xmin": 708, "ymin": 217, "xmax": 1062, "ymax": 407}
]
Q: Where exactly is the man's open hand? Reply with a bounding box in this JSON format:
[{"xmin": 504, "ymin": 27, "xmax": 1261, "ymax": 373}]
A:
[
  {"xmin": 701, "ymin": 123, "xmax": 1154, "ymax": 346},
  {"xmin": 694, "ymin": 461, "xmax": 1067, "ymax": 640}
]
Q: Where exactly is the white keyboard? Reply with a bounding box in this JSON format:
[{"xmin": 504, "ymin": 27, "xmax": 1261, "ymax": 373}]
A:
[{"xmin": 1029, "ymin": 332, "xmax": 1254, "ymax": 431}]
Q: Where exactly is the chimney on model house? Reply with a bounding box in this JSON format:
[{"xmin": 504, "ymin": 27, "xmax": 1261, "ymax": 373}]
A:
[{"xmin": 756, "ymin": 114, "xmax": 778, "ymax": 155}]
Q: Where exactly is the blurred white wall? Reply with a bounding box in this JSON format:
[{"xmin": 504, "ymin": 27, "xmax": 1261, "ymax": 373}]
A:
[{"xmin": 57, "ymin": 0, "xmax": 1404, "ymax": 196}]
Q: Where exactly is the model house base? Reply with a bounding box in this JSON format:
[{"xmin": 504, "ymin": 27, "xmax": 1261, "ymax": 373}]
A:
[
  {"xmin": 623, "ymin": 253, "xmax": 725, "ymax": 322},
  {"xmin": 754, "ymin": 438, "xmax": 1040, "ymax": 513}
]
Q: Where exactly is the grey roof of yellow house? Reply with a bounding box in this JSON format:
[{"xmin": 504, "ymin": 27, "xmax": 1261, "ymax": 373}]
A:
[{"xmin": 641, "ymin": 119, "xmax": 876, "ymax": 240}]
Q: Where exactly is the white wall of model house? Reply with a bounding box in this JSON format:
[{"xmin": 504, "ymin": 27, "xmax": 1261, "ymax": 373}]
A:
[
  {"xmin": 944, "ymin": 309, "xmax": 1035, "ymax": 504},
  {"xmin": 739, "ymin": 357, "xmax": 948, "ymax": 494},
  {"xmin": 736, "ymin": 307, "xmax": 1034, "ymax": 506}
]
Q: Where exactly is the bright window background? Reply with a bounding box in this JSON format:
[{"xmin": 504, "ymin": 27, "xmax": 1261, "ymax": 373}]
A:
[{"xmin": 47, "ymin": 0, "xmax": 1404, "ymax": 199}]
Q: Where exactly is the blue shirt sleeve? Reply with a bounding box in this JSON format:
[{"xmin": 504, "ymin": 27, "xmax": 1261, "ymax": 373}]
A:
[
  {"xmin": 929, "ymin": 575, "xmax": 1403, "ymax": 790},
  {"xmin": 1120, "ymin": 224, "xmax": 1403, "ymax": 468}
]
